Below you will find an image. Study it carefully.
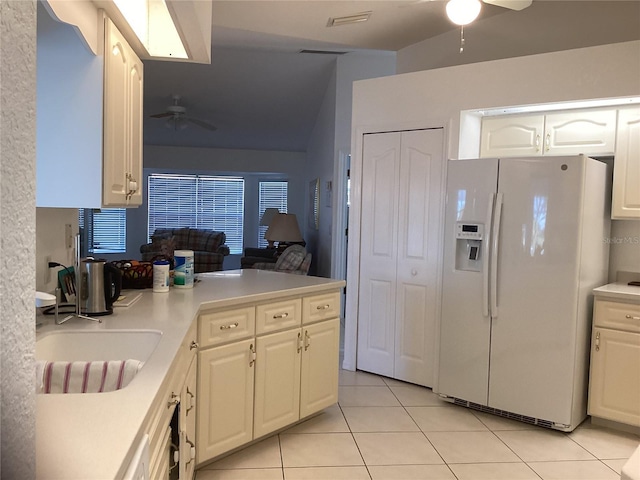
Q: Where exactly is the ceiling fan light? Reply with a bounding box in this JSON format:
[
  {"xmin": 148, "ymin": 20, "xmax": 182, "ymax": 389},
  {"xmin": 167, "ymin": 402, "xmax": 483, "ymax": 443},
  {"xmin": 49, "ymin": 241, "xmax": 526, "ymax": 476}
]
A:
[{"xmin": 446, "ymin": 0, "xmax": 482, "ymax": 26}]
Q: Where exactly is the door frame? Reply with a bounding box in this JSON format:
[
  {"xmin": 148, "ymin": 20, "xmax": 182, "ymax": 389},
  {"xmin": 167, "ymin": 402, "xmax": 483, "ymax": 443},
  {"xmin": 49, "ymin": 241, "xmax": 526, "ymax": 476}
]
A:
[{"xmin": 343, "ymin": 120, "xmax": 451, "ymax": 373}]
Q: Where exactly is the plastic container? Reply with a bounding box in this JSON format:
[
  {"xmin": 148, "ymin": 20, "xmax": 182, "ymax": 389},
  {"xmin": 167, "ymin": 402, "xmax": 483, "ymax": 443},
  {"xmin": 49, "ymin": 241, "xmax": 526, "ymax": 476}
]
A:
[
  {"xmin": 173, "ymin": 250, "xmax": 194, "ymax": 289},
  {"xmin": 152, "ymin": 260, "xmax": 170, "ymax": 293}
]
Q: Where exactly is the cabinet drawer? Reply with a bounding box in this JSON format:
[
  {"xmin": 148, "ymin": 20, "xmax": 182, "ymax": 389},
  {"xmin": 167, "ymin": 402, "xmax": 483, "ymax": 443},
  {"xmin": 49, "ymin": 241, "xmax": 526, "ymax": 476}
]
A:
[
  {"xmin": 199, "ymin": 306, "xmax": 255, "ymax": 347},
  {"xmin": 303, "ymin": 291, "xmax": 341, "ymax": 324},
  {"xmin": 256, "ymin": 298, "xmax": 301, "ymax": 334},
  {"xmin": 594, "ymin": 300, "xmax": 640, "ymax": 333}
]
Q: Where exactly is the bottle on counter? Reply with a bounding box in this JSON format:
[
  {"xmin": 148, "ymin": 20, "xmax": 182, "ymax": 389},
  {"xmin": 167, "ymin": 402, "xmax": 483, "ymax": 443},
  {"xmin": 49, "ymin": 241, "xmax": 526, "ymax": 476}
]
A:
[{"xmin": 152, "ymin": 260, "xmax": 170, "ymax": 293}]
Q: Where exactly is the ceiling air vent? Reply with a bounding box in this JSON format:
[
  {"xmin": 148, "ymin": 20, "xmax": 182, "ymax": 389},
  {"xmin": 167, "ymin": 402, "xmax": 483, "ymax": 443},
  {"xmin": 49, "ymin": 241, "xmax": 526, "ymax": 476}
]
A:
[
  {"xmin": 327, "ymin": 11, "xmax": 372, "ymax": 27},
  {"xmin": 299, "ymin": 50, "xmax": 349, "ymax": 55}
]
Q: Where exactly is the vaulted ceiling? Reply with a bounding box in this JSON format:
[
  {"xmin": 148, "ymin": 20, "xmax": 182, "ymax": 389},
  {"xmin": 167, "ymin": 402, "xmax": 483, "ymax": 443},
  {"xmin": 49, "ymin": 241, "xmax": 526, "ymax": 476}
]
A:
[{"xmin": 143, "ymin": 1, "xmax": 640, "ymax": 152}]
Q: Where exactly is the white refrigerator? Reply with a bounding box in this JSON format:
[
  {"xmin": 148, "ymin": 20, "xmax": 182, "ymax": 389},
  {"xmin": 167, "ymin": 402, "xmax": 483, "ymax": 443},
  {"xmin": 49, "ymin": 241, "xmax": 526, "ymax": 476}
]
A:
[{"xmin": 438, "ymin": 154, "xmax": 610, "ymax": 431}]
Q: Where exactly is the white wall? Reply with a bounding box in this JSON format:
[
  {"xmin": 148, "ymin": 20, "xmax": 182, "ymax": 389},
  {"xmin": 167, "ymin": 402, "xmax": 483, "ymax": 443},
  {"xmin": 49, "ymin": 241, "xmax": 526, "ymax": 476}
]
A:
[
  {"xmin": 1, "ymin": 2, "xmax": 37, "ymax": 477},
  {"xmin": 35, "ymin": 208, "xmax": 78, "ymax": 292},
  {"xmin": 304, "ymin": 64, "xmax": 337, "ymax": 277},
  {"xmin": 345, "ymin": 40, "xmax": 640, "ymax": 370},
  {"xmin": 305, "ymin": 52, "xmax": 396, "ymax": 278}
]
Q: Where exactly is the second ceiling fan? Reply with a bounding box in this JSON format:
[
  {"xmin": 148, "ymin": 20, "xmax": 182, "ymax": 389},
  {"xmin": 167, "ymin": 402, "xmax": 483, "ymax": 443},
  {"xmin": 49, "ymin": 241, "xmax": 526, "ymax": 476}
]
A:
[{"xmin": 149, "ymin": 95, "xmax": 217, "ymax": 132}]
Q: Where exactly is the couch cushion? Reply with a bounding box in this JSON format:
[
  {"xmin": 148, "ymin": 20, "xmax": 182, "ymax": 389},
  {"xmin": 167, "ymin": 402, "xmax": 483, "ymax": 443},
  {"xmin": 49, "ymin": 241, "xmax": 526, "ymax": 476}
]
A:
[
  {"xmin": 189, "ymin": 230, "xmax": 224, "ymax": 252},
  {"xmin": 275, "ymin": 245, "xmax": 307, "ymax": 271}
]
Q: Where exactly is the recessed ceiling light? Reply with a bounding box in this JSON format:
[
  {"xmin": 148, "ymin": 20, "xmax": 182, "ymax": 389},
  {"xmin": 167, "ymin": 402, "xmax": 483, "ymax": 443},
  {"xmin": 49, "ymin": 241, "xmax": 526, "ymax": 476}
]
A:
[{"xmin": 327, "ymin": 11, "xmax": 372, "ymax": 27}]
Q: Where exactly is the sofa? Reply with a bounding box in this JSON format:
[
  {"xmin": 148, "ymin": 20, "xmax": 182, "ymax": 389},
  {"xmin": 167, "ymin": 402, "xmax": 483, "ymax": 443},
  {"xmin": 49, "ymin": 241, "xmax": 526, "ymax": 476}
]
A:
[
  {"xmin": 240, "ymin": 247, "xmax": 278, "ymax": 269},
  {"xmin": 140, "ymin": 228, "xmax": 230, "ymax": 273},
  {"xmin": 252, "ymin": 245, "xmax": 312, "ymax": 275}
]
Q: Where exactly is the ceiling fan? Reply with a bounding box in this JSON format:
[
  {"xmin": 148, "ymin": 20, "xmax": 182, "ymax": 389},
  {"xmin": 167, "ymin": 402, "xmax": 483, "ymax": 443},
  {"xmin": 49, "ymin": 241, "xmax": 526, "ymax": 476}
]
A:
[
  {"xmin": 411, "ymin": 0, "xmax": 532, "ymax": 52},
  {"xmin": 149, "ymin": 95, "xmax": 217, "ymax": 132}
]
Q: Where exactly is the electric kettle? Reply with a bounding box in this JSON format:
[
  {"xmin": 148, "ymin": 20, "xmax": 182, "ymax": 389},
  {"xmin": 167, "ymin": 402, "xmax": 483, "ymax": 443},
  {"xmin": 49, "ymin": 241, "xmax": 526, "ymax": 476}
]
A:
[{"xmin": 79, "ymin": 259, "xmax": 122, "ymax": 315}]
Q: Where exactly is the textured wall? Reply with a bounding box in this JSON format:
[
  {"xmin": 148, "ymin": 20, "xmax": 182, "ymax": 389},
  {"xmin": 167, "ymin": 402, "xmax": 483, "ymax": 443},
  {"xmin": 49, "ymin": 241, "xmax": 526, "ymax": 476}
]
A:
[{"xmin": 1, "ymin": 1, "xmax": 37, "ymax": 478}]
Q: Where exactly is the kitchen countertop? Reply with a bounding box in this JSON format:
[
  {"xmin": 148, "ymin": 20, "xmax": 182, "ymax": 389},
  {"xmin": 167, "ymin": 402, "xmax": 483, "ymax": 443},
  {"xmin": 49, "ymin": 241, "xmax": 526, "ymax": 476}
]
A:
[
  {"xmin": 36, "ymin": 269, "xmax": 345, "ymax": 479},
  {"xmin": 593, "ymin": 282, "xmax": 640, "ymax": 303}
]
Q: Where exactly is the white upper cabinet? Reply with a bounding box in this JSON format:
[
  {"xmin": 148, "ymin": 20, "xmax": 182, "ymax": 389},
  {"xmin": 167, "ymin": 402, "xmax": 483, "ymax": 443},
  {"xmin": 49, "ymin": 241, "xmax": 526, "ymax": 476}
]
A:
[
  {"xmin": 103, "ymin": 16, "xmax": 143, "ymax": 206},
  {"xmin": 36, "ymin": 5, "xmax": 143, "ymax": 208},
  {"xmin": 480, "ymin": 114, "xmax": 545, "ymax": 157},
  {"xmin": 481, "ymin": 109, "xmax": 617, "ymax": 158},
  {"xmin": 612, "ymin": 107, "xmax": 640, "ymax": 219}
]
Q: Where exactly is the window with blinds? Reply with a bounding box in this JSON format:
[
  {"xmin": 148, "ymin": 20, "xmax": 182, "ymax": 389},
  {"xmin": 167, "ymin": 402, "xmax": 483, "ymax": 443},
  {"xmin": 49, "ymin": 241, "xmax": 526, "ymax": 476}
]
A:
[
  {"xmin": 147, "ymin": 174, "xmax": 245, "ymax": 254},
  {"xmin": 79, "ymin": 209, "xmax": 127, "ymax": 254},
  {"xmin": 258, "ymin": 181, "xmax": 288, "ymax": 247}
]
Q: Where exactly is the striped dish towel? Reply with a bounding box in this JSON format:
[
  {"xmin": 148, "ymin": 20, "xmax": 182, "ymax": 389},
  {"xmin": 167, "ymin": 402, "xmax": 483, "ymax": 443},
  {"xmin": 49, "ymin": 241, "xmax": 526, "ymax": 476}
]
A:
[{"xmin": 36, "ymin": 359, "xmax": 144, "ymax": 394}]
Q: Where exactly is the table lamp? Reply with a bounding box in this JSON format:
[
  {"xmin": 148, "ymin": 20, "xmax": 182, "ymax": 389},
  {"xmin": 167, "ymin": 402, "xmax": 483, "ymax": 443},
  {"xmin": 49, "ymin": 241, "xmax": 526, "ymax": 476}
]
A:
[{"xmin": 265, "ymin": 213, "xmax": 303, "ymax": 250}]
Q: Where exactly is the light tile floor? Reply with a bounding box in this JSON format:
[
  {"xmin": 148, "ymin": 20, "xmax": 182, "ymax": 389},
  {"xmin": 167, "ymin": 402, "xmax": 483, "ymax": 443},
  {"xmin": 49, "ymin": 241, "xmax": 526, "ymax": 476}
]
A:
[{"xmin": 196, "ymin": 369, "xmax": 640, "ymax": 480}]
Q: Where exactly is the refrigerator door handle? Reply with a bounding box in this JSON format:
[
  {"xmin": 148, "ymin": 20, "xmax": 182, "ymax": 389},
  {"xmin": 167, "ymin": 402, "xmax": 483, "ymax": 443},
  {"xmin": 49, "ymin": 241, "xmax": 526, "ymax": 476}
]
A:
[
  {"xmin": 490, "ymin": 193, "xmax": 504, "ymax": 318},
  {"xmin": 482, "ymin": 194, "xmax": 495, "ymax": 318}
]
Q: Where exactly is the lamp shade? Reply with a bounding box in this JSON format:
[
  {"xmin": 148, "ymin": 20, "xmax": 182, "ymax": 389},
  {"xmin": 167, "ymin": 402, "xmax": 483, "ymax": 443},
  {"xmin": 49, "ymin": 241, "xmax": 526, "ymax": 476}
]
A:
[
  {"xmin": 259, "ymin": 208, "xmax": 279, "ymax": 226},
  {"xmin": 446, "ymin": 0, "xmax": 482, "ymax": 25},
  {"xmin": 265, "ymin": 214, "xmax": 303, "ymax": 243}
]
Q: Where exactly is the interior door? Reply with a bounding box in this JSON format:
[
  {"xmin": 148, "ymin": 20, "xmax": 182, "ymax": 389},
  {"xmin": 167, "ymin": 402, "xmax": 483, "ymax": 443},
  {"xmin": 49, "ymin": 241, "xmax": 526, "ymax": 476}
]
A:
[
  {"xmin": 357, "ymin": 132, "xmax": 401, "ymax": 377},
  {"xmin": 357, "ymin": 129, "xmax": 444, "ymax": 385},
  {"xmin": 393, "ymin": 129, "xmax": 444, "ymax": 386}
]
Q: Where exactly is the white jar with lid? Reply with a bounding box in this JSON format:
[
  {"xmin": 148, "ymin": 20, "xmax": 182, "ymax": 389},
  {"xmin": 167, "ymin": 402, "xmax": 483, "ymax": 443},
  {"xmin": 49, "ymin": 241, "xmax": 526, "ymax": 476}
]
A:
[{"xmin": 152, "ymin": 260, "xmax": 170, "ymax": 293}]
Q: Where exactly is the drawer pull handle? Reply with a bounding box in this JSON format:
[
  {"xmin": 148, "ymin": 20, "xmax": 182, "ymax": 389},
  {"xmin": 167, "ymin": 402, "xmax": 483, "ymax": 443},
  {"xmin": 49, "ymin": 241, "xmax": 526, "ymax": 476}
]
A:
[
  {"xmin": 304, "ymin": 330, "xmax": 311, "ymax": 351},
  {"xmin": 273, "ymin": 312, "xmax": 289, "ymax": 319},
  {"xmin": 316, "ymin": 304, "xmax": 330, "ymax": 310},
  {"xmin": 297, "ymin": 332, "xmax": 302, "ymax": 353},
  {"xmin": 595, "ymin": 331, "xmax": 600, "ymax": 352},
  {"xmin": 190, "ymin": 341, "xmax": 199, "ymax": 351},
  {"xmin": 220, "ymin": 322, "xmax": 239, "ymax": 330},
  {"xmin": 625, "ymin": 314, "xmax": 640, "ymax": 320}
]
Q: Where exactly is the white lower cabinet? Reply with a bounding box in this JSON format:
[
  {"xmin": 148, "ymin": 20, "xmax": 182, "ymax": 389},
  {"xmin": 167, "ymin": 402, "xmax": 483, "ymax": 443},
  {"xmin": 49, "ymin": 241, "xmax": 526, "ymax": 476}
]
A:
[
  {"xmin": 588, "ymin": 299, "xmax": 640, "ymax": 427},
  {"xmin": 300, "ymin": 318, "xmax": 340, "ymax": 417},
  {"xmin": 197, "ymin": 339, "xmax": 255, "ymax": 463},
  {"xmin": 254, "ymin": 329, "xmax": 302, "ymax": 438},
  {"xmin": 179, "ymin": 356, "xmax": 198, "ymax": 480},
  {"xmin": 196, "ymin": 290, "xmax": 341, "ymax": 467}
]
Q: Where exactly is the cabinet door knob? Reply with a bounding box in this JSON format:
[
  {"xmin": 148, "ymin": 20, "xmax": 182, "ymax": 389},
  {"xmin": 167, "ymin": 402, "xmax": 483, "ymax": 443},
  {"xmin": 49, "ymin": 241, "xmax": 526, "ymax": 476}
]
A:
[
  {"xmin": 249, "ymin": 343, "xmax": 256, "ymax": 367},
  {"xmin": 595, "ymin": 331, "xmax": 600, "ymax": 352},
  {"xmin": 168, "ymin": 392, "xmax": 180, "ymax": 408},
  {"xmin": 190, "ymin": 341, "xmax": 199, "ymax": 351}
]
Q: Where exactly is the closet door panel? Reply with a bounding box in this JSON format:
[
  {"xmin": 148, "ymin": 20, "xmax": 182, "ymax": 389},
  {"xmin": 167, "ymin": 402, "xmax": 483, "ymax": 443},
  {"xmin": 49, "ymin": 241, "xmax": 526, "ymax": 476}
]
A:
[
  {"xmin": 357, "ymin": 132, "xmax": 401, "ymax": 377},
  {"xmin": 394, "ymin": 129, "xmax": 444, "ymax": 386}
]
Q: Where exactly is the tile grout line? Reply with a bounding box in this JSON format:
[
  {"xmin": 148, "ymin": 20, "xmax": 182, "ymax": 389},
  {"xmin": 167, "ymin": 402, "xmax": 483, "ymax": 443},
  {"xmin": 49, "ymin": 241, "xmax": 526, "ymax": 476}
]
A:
[{"xmin": 336, "ymin": 402, "xmax": 374, "ymax": 480}]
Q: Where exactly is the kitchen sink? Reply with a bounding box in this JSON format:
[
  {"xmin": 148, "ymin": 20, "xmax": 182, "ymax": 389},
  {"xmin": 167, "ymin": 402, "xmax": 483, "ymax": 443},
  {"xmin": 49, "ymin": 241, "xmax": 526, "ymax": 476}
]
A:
[{"xmin": 36, "ymin": 329, "xmax": 162, "ymax": 363}]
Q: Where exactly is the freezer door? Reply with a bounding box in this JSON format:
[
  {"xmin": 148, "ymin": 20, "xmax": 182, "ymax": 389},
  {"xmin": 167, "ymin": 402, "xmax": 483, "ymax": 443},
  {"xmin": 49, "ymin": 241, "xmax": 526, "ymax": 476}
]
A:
[
  {"xmin": 488, "ymin": 156, "xmax": 585, "ymax": 425},
  {"xmin": 438, "ymin": 158, "xmax": 498, "ymax": 405}
]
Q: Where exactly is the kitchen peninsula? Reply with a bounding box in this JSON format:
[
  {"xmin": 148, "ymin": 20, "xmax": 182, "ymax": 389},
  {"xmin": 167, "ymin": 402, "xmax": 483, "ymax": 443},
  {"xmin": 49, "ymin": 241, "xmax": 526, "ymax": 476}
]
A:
[{"xmin": 36, "ymin": 270, "xmax": 345, "ymax": 479}]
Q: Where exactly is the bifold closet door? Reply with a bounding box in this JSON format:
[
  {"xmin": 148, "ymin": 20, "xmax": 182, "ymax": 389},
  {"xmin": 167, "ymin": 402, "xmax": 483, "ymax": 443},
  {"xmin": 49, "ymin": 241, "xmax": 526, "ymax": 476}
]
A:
[{"xmin": 357, "ymin": 128, "xmax": 443, "ymax": 386}]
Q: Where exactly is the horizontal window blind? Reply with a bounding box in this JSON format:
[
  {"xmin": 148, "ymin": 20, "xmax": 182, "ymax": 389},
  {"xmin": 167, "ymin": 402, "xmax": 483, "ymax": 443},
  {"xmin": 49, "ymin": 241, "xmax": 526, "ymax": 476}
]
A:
[
  {"xmin": 79, "ymin": 209, "xmax": 127, "ymax": 254},
  {"xmin": 258, "ymin": 181, "xmax": 288, "ymax": 247},
  {"xmin": 148, "ymin": 174, "xmax": 245, "ymax": 254}
]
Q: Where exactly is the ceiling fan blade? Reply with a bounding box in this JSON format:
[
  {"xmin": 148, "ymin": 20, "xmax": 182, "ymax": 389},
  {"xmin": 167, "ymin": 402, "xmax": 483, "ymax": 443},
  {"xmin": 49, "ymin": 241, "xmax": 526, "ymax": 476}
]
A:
[
  {"xmin": 185, "ymin": 117, "xmax": 217, "ymax": 132},
  {"xmin": 483, "ymin": 0, "xmax": 532, "ymax": 11},
  {"xmin": 150, "ymin": 112, "xmax": 173, "ymax": 118}
]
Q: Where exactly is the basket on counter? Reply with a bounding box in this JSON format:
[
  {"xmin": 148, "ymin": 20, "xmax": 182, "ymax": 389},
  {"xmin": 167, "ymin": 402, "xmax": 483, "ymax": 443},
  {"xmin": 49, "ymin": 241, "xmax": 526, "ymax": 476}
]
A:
[{"xmin": 112, "ymin": 260, "xmax": 154, "ymax": 289}]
